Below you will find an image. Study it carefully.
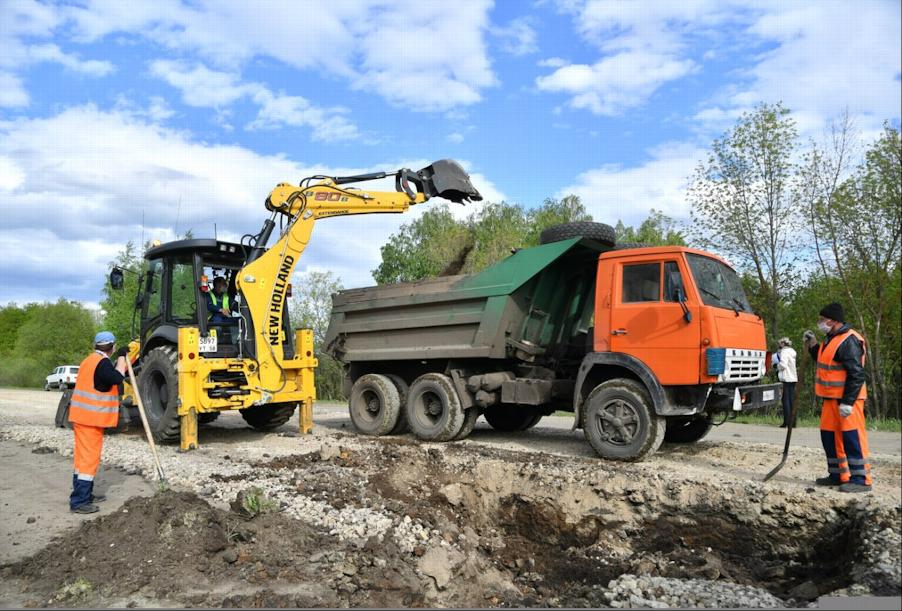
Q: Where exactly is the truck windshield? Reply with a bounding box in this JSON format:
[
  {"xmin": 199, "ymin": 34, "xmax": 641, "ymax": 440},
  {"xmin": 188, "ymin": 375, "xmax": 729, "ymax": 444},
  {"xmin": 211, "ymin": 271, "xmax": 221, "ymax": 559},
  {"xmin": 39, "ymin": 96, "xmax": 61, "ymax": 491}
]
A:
[{"xmin": 686, "ymin": 254, "xmax": 752, "ymax": 313}]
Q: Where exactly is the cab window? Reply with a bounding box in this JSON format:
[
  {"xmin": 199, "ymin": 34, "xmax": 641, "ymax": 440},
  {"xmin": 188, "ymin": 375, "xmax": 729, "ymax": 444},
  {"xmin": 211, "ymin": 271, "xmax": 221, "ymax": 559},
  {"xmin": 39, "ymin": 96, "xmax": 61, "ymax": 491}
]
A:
[
  {"xmin": 622, "ymin": 263, "xmax": 661, "ymax": 303},
  {"xmin": 663, "ymin": 261, "xmax": 686, "ymax": 302}
]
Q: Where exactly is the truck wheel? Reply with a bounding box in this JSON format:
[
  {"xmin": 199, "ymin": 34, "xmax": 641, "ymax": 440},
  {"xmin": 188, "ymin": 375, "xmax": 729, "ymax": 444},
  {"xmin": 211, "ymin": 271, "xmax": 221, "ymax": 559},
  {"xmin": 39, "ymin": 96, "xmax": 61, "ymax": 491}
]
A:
[
  {"xmin": 348, "ymin": 374, "xmax": 402, "ymax": 436},
  {"xmin": 539, "ymin": 222, "xmax": 615, "ymax": 247},
  {"xmin": 582, "ymin": 379, "xmax": 665, "ymax": 461},
  {"xmin": 138, "ymin": 346, "xmax": 181, "ymax": 443},
  {"xmin": 664, "ymin": 416, "xmax": 712, "ymax": 443},
  {"xmin": 386, "ymin": 374, "xmax": 411, "ymax": 435},
  {"xmin": 453, "ymin": 407, "xmax": 480, "ymax": 440},
  {"xmin": 484, "ymin": 405, "xmax": 537, "ymax": 431},
  {"xmin": 405, "ymin": 373, "xmax": 465, "ymax": 442},
  {"xmin": 241, "ymin": 402, "xmax": 297, "ymax": 430}
]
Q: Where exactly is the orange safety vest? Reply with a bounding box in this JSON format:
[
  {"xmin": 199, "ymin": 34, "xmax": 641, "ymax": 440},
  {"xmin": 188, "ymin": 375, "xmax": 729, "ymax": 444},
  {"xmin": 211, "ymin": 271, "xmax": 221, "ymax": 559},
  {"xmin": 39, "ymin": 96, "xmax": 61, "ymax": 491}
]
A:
[
  {"xmin": 815, "ymin": 329, "xmax": 867, "ymax": 400},
  {"xmin": 68, "ymin": 352, "xmax": 120, "ymax": 428}
]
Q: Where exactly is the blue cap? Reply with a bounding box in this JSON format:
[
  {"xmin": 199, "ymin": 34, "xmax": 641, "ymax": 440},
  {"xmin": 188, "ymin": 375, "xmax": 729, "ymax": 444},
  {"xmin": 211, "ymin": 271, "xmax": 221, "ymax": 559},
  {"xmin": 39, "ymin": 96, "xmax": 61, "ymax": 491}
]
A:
[{"xmin": 94, "ymin": 331, "xmax": 116, "ymax": 345}]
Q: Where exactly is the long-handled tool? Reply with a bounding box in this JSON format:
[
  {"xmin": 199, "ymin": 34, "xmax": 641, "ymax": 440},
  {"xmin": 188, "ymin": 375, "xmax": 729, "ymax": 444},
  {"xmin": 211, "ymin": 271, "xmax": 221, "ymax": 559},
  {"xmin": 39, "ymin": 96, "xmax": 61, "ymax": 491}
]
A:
[
  {"xmin": 763, "ymin": 348, "xmax": 808, "ymax": 482},
  {"xmin": 125, "ymin": 358, "xmax": 168, "ymax": 487}
]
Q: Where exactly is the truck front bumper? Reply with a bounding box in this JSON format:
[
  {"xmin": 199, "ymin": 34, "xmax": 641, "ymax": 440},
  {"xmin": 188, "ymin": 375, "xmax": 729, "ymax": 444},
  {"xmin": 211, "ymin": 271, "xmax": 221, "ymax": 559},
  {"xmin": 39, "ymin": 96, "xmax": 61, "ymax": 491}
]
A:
[{"xmin": 731, "ymin": 382, "xmax": 782, "ymax": 411}]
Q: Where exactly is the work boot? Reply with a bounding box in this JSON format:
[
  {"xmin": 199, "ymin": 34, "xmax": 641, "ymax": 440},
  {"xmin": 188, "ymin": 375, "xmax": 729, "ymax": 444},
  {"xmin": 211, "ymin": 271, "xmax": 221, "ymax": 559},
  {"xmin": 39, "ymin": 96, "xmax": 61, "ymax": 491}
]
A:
[
  {"xmin": 814, "ymin": 477, "xmax": 841, "ymax": 487},
  {"xmin": 88, "ymin": 481, "xmax": 106, "ymax": 503},
  {"xmin": 839, "ymin": 482, "xmax": 872, "ymax": 494},
  {"xmin": 70, "ymin": 503, "xmax": 100, "ymax": 514}
]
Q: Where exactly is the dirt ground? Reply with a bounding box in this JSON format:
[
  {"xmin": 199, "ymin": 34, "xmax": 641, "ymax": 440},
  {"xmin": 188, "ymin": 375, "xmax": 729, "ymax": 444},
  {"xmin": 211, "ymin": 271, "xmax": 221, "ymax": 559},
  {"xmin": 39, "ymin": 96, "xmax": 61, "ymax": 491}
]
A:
[{"xmin": 0, "ymin": 388, "xmax": 899, "ymax": 608}]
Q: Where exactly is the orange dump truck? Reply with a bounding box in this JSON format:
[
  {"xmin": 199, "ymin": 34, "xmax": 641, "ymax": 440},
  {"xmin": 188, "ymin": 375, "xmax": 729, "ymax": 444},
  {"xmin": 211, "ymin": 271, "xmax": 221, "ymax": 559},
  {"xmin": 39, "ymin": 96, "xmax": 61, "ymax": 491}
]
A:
[{"xmin": 325, "ymin": 222, "xmax": 781, "ymax": 460}]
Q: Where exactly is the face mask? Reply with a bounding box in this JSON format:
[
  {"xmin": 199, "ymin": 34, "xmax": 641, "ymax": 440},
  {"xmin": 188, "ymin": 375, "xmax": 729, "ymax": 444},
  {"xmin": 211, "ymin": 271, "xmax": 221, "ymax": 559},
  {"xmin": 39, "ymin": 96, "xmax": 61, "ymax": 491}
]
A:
[{"xmin": 817, "ymin": 321, "xmax": 832, "ymax": 334}]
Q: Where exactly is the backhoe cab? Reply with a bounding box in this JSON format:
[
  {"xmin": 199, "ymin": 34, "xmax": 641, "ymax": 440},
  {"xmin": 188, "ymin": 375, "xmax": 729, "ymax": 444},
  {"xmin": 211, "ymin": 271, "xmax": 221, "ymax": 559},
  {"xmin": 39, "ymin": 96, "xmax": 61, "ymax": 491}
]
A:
[{"xmin": 110, "ymin": 159, "xmax": 481, "ymax": 450}]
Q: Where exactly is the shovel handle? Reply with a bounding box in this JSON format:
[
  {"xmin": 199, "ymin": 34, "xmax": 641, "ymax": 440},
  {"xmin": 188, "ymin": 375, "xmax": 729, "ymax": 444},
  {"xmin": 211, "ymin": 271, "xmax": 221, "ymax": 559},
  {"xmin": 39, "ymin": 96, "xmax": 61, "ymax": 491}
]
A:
[{"xmin": 125, "ymin": 358, "xmax": 167, "ymax": 483}]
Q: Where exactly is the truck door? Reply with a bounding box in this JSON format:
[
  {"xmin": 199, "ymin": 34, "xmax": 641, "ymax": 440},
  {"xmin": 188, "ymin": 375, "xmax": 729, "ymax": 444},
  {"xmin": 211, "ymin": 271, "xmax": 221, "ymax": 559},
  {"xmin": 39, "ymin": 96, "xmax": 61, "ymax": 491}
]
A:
[{"xmin": 608, "ymin": 258, "xmax": 700, "ymax": 385}]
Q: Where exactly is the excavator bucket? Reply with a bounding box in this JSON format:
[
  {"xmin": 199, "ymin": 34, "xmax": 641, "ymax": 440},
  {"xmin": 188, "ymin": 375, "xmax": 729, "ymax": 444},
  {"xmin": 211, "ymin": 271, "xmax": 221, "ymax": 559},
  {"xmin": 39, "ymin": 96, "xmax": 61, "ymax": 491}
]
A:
[{"xmin": 417, "ymin": 159, "xmax": 483, "ymax": 203}]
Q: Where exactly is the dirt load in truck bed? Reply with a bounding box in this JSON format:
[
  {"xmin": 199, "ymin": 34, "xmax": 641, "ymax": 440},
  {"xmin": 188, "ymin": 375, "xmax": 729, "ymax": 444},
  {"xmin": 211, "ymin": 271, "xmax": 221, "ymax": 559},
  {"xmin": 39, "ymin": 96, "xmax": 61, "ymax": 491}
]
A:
[{"xmin": 0, "ymin": 389, "xmax": 899, "ymax": 608}]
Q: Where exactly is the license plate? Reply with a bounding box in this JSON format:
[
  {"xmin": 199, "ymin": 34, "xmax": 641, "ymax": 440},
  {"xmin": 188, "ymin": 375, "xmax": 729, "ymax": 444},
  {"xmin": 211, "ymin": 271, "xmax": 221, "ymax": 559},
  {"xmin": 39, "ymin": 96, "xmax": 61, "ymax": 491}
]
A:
[
  {"xmin": 762, "ymin": 389, "xmax": 774, "ymax": 402},
  {"xmin": 199, "ymin": 330, "xmax": 217, "ymax": 353}
]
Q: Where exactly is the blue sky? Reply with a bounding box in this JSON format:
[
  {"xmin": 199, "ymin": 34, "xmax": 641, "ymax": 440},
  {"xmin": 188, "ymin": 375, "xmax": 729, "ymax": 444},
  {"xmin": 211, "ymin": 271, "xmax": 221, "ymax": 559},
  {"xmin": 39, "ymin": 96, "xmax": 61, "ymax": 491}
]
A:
[{"xmin": 1, "ymin": 0, "xmax": 899, "ymax": 308}]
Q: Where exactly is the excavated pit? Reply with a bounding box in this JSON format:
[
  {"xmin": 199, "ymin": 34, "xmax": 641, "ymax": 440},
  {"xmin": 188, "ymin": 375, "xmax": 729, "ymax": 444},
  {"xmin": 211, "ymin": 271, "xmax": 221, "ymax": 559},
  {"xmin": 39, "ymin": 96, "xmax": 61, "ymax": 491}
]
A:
[{"xmin": 3, "ymin": 436, "xmax": 899, "ymax": 608}]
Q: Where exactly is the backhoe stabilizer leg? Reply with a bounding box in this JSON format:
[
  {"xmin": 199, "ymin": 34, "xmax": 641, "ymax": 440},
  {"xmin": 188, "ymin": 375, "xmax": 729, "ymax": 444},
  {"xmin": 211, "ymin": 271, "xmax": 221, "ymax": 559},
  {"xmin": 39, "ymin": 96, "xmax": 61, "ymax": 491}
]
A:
[
  {"xmin": 181, "ymin": 407, "xmax": 198, "ymax": 451},
  {"xmin": 299, "ymin": 399, "xmax": 313, "ymax": 435}
]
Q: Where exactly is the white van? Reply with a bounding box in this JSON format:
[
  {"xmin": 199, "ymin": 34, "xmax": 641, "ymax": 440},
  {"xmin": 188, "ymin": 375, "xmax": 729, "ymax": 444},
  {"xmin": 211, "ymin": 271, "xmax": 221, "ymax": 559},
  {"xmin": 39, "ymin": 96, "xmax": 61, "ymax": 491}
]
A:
[{"xmin": 45, "ymin": 366, "xmax": 79, "ymax": 391}]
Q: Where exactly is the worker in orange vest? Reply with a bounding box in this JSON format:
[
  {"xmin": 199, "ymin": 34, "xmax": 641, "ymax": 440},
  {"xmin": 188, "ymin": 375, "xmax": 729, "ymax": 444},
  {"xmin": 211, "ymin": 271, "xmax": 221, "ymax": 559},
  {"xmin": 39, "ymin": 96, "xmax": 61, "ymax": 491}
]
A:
[
  {"xmin": 68, "ymin": 331, "xmax": 129, "ymax": 513},
  {"xmin": 803, "ymin": 302, "xmax": 872, "ymax": 493}
]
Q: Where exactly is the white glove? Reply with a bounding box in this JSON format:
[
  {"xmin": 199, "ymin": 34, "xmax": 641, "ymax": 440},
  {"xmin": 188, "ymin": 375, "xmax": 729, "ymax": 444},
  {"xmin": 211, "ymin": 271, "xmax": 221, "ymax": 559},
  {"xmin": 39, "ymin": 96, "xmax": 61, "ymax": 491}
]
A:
[
  {"xmin": 803, "ymin": 330, "xmax": 817, "ymax": 349},
  {"xmin": 839, "ymin": 403, "xmax": 853, "ymax": 418}
]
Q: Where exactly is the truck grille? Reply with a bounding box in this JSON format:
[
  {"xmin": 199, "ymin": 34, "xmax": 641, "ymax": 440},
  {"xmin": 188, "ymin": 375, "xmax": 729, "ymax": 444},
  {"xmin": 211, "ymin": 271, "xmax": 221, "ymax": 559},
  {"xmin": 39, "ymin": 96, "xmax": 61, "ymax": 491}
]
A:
[{"xmin": 721, "ymin": 348, "xmax": 765, "ymax": 382}]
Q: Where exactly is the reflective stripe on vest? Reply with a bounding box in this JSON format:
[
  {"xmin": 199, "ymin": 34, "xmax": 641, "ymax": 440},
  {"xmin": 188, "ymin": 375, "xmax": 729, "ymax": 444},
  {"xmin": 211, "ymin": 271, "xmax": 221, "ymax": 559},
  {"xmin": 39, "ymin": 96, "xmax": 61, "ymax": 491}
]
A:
[
  {"xmin": 211, "ymin": 292, "xmax": 229, "ymax": 311},
  {"xmin": 68, "ymin": 352, "xmax": 120, "ymax": 428},
  {"xmin": 815, "ymin": 329, "xmax": 867, "ymax": 400}
]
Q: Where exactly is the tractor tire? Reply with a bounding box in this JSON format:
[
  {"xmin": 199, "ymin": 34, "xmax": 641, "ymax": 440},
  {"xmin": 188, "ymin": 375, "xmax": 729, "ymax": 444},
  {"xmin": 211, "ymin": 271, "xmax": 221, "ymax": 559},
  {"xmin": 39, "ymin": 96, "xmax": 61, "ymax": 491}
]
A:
[
  {"xmin": 198, "ymin": 412, "xmax": 220, "ymax": 425},
  {"xmin": 614, "ymin": 242, "xmax": 650, "ymax": 250},
  {"xmin": 582, "ymin": 379, "xmax": 665, "ymax": 461},
  {"xmin": 55, "ymin": 389, "xmax": 73, "ymax": 429},
  {"xmin": 453, "ymin": 407, "xmax": 480, "ymax": 440},
  {"xmin": 484, "ymin": 404, "xmax": 538, "ymax": 431},
  {"xmin": 405, "ymin": 373, "xmax": 465, "ymax": 442},
  {"xmin": 348, "ymin": 374, "xmax": 402, "ymax": 436},
  {"xmin": 539, "ymin": 222, "xmax": 615, "ymax": 247},
  {"xmin": 386, "ymin": 374, "xmax": 411, "ymax": 435},
  {"xmin": 240, "ymin": 402, "xmax": 297, "ymax": 431},
  {"xmin": 138, "ymin": 346, "xmax": 181, "ymax": 443},
  {"xmin": 664, "ymin": 416, "xmax": 713, "ymax": 443}
]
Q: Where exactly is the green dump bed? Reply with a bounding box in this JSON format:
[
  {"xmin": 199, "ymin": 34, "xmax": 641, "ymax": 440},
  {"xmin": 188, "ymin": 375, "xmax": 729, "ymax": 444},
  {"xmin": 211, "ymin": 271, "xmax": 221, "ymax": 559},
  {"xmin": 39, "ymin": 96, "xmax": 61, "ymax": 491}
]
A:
[{"xmin": 324, "ymin": 238, "xmax": 607, "ymax": 364}]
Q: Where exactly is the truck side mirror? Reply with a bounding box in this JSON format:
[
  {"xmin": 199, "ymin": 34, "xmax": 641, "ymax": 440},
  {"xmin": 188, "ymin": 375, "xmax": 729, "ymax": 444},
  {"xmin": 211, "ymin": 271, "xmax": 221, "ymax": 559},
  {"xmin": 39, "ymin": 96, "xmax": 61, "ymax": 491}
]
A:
[
  {"xmin": 673, "ymin": 287, "xmax": 692, "ymax": 323},
  {"xmin": 109, "ymin": 267, "xmax": 124, "ymax": 290}
]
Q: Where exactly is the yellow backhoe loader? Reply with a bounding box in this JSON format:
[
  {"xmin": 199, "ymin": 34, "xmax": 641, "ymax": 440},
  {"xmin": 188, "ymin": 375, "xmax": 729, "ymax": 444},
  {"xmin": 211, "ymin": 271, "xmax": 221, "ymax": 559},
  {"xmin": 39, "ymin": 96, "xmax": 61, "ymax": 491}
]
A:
[{"xmin": 109, "ymin": 160, "xmax": 481, "ymax": 450}]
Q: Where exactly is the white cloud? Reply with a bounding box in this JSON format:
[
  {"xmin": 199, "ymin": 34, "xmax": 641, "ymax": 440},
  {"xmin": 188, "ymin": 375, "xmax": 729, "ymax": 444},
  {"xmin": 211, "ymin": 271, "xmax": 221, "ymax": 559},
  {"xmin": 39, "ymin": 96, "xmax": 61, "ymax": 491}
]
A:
[
  {"xmin": 536, "ymin": 51, "xmax": 696, "ymax": 115},
  {"xmin": 149, "ymin": 60, "xmax": 254, "ymax": 108},
  {"xmin": 491, "ymin": 16, "xmax": 538, "ymax": 56},
  {"xmin": 0, "ymin": 72, "xmax": 29, "ymax": 107},
  {"xmin": 538, "ymin": 57, "xmax": 568, "ymax": 68},
  {"xmin": 538, "ymin": 0, "xmax": 733, "ymax": 114},
  {"xmin": 0, "ymin": 1, "xmax": 113, "ymax": 106},
  {"xmin": 556, "ymin": 141, "xmax": 705, "ymax": 226},
  {"xmin": 447, "ymin": 132, "xmax": 465, "ymax": 144},
  {"xmin": 0, "ymin": 106, "xmax": 504, "ymax": 304},
  {"xmin": 149, "ymin": 60, "xmax": 360, "ymax": 141},
  {"xmin": 64, "ymin": 0, "xmax": 498, "ymax": 112},
  {"xmin": 25, "ymin": 43, "xmax": 114, "ymax": 76}
]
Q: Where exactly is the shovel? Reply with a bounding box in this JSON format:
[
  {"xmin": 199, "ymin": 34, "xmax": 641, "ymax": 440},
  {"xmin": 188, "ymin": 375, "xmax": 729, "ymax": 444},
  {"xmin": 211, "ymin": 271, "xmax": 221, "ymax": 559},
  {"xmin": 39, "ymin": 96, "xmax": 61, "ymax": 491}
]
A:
[
  {"xmin": 763, "ymin": 350, "xmax": 807, "ymax": 482},
  {"xmin": 125, "ymin": 358, "xmax": 168, "ymax": 487}
]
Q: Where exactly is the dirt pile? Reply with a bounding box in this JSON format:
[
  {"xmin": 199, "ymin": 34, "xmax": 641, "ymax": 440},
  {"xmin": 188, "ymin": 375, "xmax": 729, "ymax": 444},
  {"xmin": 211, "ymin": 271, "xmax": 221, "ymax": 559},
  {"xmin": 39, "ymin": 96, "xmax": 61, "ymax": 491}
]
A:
[
  {"xmin": 3, "ymin": 430, "xmax": 900, "ymax": 608},
  {"xmin": 4, "ymin": 490, "xmax": 425, "ymax": 608}
]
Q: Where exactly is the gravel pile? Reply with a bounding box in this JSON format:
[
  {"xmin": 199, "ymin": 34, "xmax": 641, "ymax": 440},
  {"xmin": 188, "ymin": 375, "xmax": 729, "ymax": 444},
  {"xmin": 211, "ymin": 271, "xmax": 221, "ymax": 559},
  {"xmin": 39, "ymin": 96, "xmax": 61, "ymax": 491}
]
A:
[{"xmin": 603, "ymin": 574, "xmax": 786, "ymax": 608}]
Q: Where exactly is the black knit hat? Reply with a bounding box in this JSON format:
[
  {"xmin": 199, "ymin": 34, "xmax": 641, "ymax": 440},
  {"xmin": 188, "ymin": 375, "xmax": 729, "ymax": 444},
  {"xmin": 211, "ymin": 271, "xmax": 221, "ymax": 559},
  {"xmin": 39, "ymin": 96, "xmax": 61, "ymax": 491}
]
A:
[{"xmin": 819, "ymin": 302, "xmax": 845, "ymax": 323}]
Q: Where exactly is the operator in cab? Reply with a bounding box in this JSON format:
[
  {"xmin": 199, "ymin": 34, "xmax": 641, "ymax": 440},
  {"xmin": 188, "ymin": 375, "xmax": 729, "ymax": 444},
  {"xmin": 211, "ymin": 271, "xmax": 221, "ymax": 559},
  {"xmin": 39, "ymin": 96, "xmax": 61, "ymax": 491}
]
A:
[{"xmin": 207, "ymin": 276, "xmax": 237, "ymax": 324}]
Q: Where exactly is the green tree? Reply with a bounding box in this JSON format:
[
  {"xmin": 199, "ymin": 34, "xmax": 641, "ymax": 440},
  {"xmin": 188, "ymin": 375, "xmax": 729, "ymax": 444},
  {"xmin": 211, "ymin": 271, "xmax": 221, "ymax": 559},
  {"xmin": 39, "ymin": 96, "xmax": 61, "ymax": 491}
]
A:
[
  {"xmin": 8, "ymin": 300, "xmax": 97, "ymax": 387},
  {"xmin": 524, "ymin": 195, "xmax": 593, "ymax": 245},
  {"xmin": 804, "ymin": 125, "xmax": 902, "ymax": 418},
  {"xmin": 614, "ymin": 209, "xmax": 686, "ymax": 245},
  {"xmin": 372, "ymin": 205, "xmax": 470, "ymax": 284},
  {"xmin": 687, "ymin": 102, "xmax": 803, "ymax": 342},
  {"xmin": 288, "ymin": 270, "xmax": 345, "ymax": 400},
  {"xmin": 0, "ymin": 304, "xmax": 32, "ymax": 356},
  {"xmin": 99, "ymin": 241, "xmax": 148, "ymax": 344}
]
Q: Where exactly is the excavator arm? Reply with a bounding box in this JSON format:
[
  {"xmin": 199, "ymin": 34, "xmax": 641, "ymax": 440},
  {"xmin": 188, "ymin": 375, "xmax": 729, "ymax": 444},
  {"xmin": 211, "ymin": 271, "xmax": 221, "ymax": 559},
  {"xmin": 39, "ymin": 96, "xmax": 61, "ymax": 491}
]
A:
[{"xmin": 236, "ymin": 159, "xmax": 482, "ymax": 391}]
